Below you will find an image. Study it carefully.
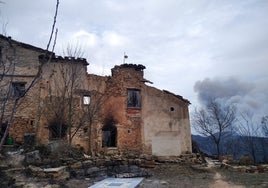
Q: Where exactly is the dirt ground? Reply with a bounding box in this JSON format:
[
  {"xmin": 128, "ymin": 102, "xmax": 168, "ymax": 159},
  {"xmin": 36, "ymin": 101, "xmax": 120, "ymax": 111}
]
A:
[
  {"xmin": 67, "ymin": 164, "xmax": 268, "ymax": 188},
  {"xmin": 2, "ymin": 162, "xmax": 268, "ymax": 187},
  {"xmin": 136, "ymin": 164, "xmax": 246, "ymax": 188}
]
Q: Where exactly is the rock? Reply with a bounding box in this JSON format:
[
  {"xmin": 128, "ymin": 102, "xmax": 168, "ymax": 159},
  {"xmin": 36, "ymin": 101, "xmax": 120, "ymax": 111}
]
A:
[
  {"xmin": 86, "ymin": 167, "xmax": 100, "ymax": 175},
  {"xmin": 5, "ymin": 152, "xmax": 25, "ymax": 167},
  {"xmin": 257, "ymin": 165, "xmax": 264, "ymax": 173},
  {"xmin": 86, "ymin": 166, "xmax": 107, "ymax": 178},
  {"xmin": 7, "ymin": 149, "xmax": 24, "ymax": 155},
  {"xmin": 160, "ymin": 180, "xmax": 169, "ymax": 185},
  {"xmin": 0, "ymin": 164, "xmax": 9, "ymax": 170},
  {"xmin": 262, "ymin": 164, "xmax": 268, "ymax": 172},
  {"xmin": 70, "ymin": 161, "xmax": 83, "ymax": 169},
  {"xmin": 115, "ymin": 173, "xmax": 136, "ymax": 178},
  {"xmin": 239, "ymin": 156, "xmax": 254, "ymax": 165},
  {"xmin": 126, "ymin": 153, "xmax": 137, "ymax": 159},
  {"xmin": 25, "ymin": 150, "xmax": 41, "ymax": 164},
  {"xmin": 140, "ymin": 160, "xmax": 156, "ymax": 168},
  {"xmin": 44, "ymin": 166, "xmax": 69, "ymax": 180},
  {"xmin": 69, "ymin": 159, "xmax": 93, "ymax": 169},
  {"xmin": 83, "ymin": 153, "xmax": 91, "ymax": 159},
  {"xmin": 28, "ymin": 165, "xmax": 45, "ymax": 177},
  {"xmin": 220, "ymin": 155, "xmax": 233, "ymax": 162},
  {"xmin": 95, "ymin": 159, "xmax": 105, "ymax": 166},
  {"xmin": 139, "ymin": 154, "xmax": 153, "ymax": 160},
  {"xmin": 121, "ymin": 160, "xmax": 128, "ymax": 166},
  {"xmin": 134, "ymin": 159, "xmax": 142, "ymax": 165},
  {"xmin": 23, "ymin": 183, "xmax": 39, "ymax": 188},
  {"xmin": 83, "ymin": 160, "xmax": 93, "ymax": 167},
  {"xmin": 28, "ymin": 165, "xmax": 69, "ymax": 180},
  {"xmin": 43, "ymin": 184, "xmax": 60, "ymax": 188}
]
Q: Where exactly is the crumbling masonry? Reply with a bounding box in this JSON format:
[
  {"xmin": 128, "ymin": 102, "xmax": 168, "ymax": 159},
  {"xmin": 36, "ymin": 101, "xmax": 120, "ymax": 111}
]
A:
[{"xmin": 0, "ymin": 34, "xmax": 192, "ymax": 157}]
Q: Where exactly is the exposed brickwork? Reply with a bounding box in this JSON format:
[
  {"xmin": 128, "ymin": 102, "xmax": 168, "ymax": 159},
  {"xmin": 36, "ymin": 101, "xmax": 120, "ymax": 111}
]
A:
[{"xmin": 0, "ymin": 35, "xmax": 192, "ymax": 157}]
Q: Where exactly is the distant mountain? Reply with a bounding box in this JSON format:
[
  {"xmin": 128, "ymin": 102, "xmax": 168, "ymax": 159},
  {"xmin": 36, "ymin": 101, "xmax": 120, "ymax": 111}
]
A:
[{"xmin": 192, "ymin": 133, "xmax": 268, "ymax": 163}]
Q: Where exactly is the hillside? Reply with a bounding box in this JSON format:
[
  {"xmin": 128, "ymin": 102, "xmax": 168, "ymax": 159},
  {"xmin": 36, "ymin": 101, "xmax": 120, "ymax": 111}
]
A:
[{"xmin": 192, "ymin": 133, "xmax": 268, "ymax": 163}]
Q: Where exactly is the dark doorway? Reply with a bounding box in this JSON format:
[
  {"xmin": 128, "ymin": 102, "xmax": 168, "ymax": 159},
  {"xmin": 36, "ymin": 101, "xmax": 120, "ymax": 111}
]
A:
[{"xmin": 102, "ymin": 123, "xmax": 117, "ymax": 147}]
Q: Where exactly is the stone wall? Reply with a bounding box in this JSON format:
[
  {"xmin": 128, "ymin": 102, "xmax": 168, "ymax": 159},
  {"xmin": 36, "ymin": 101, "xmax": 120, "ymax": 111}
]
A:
[
  {"xmin": 92, "ymin": 64, "xmax": 192, "ymax": 156},
  {"xmin": 0, "ymin": 35, "xmax": 44, "ymax": 144},
  {"xmin": 142, "ymin": 86, "xmax": 192, "ymax": 156},
  {"xmin": 1, "ymin": 35, "xmax": 192, "ymax": 158},
  {"xmin": 95, "ymin": 64, "xmax": 145, "ymax": 155}
]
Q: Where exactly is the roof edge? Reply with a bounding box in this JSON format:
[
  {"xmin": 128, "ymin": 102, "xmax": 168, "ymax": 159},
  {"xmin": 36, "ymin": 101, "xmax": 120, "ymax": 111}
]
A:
[
  {"xmin": 163, "ymin": 90, "xmax": 191, "ymax": 104},
  {"xmin": 0, "ymin": 34, "xmax": 48, "ymax": 53}
]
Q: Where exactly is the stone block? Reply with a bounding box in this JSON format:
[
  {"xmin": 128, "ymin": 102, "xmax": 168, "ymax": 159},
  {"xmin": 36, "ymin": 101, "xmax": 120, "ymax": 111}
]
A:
[{"xmin": 25, "ymin": 150, "xmax": 41, "ymax": 164}]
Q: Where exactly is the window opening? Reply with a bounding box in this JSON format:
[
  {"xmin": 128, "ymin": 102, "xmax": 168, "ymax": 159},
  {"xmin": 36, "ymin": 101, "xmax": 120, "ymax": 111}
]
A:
[
  {"xmin": 11, "ymin": 82, "xmax": 26, "ymax": 98},
  {"xmin": 102, "ymin": 123, "xmax": 117, "ymax": 147},
  {"xmin": 83, "ymin": 127, "xmax": 88, "ymax": 133},
  {"xmin": 0, "ymin": 122, "xmax": 8, "ymax": 143},
  {"xmin": 30, "ymin": 120, "xmax": 34, "ymax": 125},
  {"xmin": 127, "ymin": 89, "xmax": 141, "ymax": 108},
  {"xmin": 49, "ymin": 121, "xmax": 67, "ymax": 139},
  {"xmin": 83, "ymin": 95, "xmax": 91, "ymax": 105}
]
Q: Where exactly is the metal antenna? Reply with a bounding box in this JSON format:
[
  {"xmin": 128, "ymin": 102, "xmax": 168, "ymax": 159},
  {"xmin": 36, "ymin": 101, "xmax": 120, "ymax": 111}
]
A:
[{"xmin": 123, "ymin": 52, "xmax": 128, "ymax": 64}]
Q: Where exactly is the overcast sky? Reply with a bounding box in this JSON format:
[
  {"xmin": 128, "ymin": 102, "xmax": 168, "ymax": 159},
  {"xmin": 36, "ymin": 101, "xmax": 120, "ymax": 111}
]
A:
[{"xmin": 1, "ymin": 0, "xmax": 268, "ymax": 121}]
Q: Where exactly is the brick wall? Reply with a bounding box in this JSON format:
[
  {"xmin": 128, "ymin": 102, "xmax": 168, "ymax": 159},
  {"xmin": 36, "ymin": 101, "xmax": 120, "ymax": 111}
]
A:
[{"xmin": 1, "ymin": 35, "xmax": 192, "ymax": 157}]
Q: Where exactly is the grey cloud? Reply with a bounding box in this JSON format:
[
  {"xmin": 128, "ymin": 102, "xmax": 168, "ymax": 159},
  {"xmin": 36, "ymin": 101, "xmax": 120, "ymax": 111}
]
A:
[
  {"xmin": 194, "ymin": 77, "xmax": 253, "ymax": 104},
  {"xmin": 194, "ymin": 77, "xmax": 268, "ymax": 118},
  {"xmin": 1, "ymin": 0, "xmax": 268, "ymax": 114}
]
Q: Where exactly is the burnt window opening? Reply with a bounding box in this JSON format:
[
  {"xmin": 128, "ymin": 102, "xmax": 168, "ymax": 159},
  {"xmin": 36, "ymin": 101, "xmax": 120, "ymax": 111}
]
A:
[
  {"xmin": 170, "ymin": 107, "xmax": 175, "ymax": 112},
  {"xmin": 30, "ymin": 120, "xmax": 34, "ymax": 126},
  {"xmin": 83, "ymin": 127, "xmax": 88, "ymax": 133},
  {"xmin": 11, "ymin": 82, "xmax": 26, "ymax": 98},
  {"xmin": 49, "ymin": 121, "xmax": 67, "ymax": 140},
  {"xmin": 0, "ymin": 121, "xmax": 8, "ymax": 140},
  {"xmin": 102, "ymin": 123, "xmax": 117, "ymax": 148},
  {"xmin": 127, "ymin": 89, "xmax": 141, "ymax": 108}
]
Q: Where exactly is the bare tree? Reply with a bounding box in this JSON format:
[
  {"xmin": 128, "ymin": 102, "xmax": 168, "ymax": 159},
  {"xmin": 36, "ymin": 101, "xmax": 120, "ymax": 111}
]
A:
[
  {"xmin": 0, "ymin": 0, "xmax": 59, "ymax": 151},
  {"xmin": 63, "ymin": 42, "xmax": 84, "ymax": 58},
  {"xmin": 192, "ymin": 99, "xmax": 236, "ymax": 159},
  {"xmin": 42, "ymin": 55, "xmax": 105, "ymax": 153},
  {"xmin": 236, "ymin": 112, "xmax": 264, "ymax": 164},
  {"xmin": 262, "ymin": 115, "xmax": 268, "ymax": 137},
  {"xmin": 63, "ymin": 43, "xmax": 85, "ymax": 147},
  {"xmin": 261, "ymin": 115, "xmax": 268, "ymax": 163},
  {"xmin": 42, "ymin": 57, "xmax": 83, "ymax": 146},
  {"xmin": 43, "ymin": 42, "xmax": 105, "ymax": 152},
  {"xmin": 0, "ymin": 2, "xmax": 8, "ymax": 36}
]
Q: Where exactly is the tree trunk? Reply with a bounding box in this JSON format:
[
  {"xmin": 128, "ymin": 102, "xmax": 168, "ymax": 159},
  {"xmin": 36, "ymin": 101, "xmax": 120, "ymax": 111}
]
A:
[
  {"xmin": 0, "ymin": 100, "xmax": 18, "ymax": 151},
  {"xmin": 216, "ymin": 142, "xmax": 220, "ymax": 160}
]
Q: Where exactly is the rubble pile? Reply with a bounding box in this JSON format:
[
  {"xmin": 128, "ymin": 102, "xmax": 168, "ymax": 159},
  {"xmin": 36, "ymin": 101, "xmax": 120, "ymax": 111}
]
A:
[{"xmin": 0, "ymin": 146, "xmax": 204, "ymax": 187}]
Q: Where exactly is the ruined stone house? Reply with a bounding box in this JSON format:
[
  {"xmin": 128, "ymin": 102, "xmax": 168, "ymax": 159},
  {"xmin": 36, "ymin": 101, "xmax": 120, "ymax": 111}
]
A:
[{"xmin": 0, "ymin": 34, "xmax": 192, "ymax": 156}]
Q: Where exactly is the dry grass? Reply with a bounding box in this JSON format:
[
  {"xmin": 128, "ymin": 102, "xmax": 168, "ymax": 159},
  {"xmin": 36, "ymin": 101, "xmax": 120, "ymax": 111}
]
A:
[
  {"xmin": 220, "ymin": 168, "xmax": 268, "ymax": 188},
  {"xmin": 138, "ymin": 164, "xmax": 268, "ymax": 188}
]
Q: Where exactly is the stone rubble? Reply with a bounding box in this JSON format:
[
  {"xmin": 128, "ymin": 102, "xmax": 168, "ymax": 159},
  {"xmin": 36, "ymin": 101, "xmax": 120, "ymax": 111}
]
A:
[
  {"xmin": 1, "ymin": 150, "xmax": 204, "ymax": 187},
  {"xmin": 3, "ymin": 148, "xmax": 268, "ymax": 187}
]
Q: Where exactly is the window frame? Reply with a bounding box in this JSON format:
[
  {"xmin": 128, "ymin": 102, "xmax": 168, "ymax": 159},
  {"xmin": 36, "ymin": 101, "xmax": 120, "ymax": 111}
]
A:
[
  {"xmin": 11, "ymin": 82, "xmax": 26, "ymax": 98},
  {"xmin": 83, "ymin": 94, "xmax": 91, "ymax": 105},
  {"xmin": 49, "ymin": 122, "xmax": 67, "ymax": 140},
  {"xmin": 127, "ymin": 89, "xmax": 141, "ymax": 108}
]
